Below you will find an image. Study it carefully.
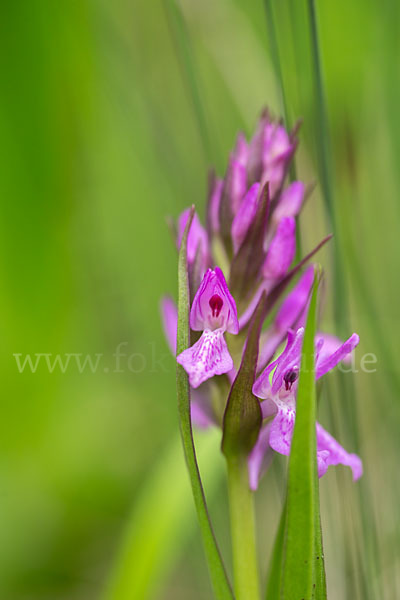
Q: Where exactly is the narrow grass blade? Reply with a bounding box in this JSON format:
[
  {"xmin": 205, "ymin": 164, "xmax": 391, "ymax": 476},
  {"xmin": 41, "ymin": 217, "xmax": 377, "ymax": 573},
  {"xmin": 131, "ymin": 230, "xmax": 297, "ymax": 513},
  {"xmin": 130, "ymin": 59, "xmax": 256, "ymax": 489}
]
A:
[
  {"xmin": 281, "ymin": 272, "xmax": 327, "ymax": 598},
  {"xmin": 306, "ymin": 0, "xmax": 348, "ymax": 335},
  {"xmin": 176, "ymin": 207, "xmax": 234, "ymax": 600}
]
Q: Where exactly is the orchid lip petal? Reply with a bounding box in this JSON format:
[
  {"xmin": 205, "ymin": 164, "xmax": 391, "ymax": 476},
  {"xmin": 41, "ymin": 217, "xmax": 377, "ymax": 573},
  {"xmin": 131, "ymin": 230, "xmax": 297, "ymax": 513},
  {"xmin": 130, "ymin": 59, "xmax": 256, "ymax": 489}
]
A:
[
  {"xmin": 177, "ymin": 328, "xmax": 234, "ymax": 388},
  {"xmin": 269, "ymin": 403, "xmax": 296, "ymax": 456}
]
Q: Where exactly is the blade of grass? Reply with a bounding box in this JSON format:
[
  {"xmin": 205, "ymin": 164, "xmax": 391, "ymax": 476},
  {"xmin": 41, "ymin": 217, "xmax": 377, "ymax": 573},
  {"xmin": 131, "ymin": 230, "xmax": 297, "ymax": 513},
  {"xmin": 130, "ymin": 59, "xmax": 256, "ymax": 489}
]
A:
[
  {"xmin": 176, "ymin": 207, "xmax": 234, "ymax": 600},
  {"xmin": 306, "ymin": 0, "xmax": 349, "ymax": 336},
  {"xmin": 281, "ymin": 272, "xmax": 327, "ymax": 598}
]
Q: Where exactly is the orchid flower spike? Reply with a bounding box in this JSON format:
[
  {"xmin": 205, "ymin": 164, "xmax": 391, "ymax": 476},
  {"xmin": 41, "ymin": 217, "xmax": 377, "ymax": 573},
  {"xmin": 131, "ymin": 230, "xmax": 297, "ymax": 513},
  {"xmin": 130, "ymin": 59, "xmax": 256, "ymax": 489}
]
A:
[
  {"xmin": 249, "ymin": 328, "xmax": 362, "ymax": 489},
  {"xmin": 177, "ymin": 267, "xmax": 239, "ymax": 388}
]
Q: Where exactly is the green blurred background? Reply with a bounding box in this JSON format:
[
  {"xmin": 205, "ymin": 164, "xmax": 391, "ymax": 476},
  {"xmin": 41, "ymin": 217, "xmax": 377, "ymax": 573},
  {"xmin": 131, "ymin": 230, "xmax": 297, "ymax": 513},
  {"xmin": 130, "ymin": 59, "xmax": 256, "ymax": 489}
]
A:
[{"xmin": 1, "ymin": 0, "xmax": 399, "ymax": 598}]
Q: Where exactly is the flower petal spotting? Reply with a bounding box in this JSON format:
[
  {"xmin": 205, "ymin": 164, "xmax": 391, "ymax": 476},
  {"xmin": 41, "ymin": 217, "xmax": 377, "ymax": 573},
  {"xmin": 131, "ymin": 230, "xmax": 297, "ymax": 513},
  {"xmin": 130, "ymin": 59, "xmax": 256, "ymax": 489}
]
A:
[
  {"xmin": 177, "ymin": 267, "xmax": 239, "ymax": 388},
  {"xmin": 177, "ymin": 208, "xmax": 209, "ymax": 268},
  {"xmin": 263, "ymin": 217, "xmax": 296, "ymax": 280},
  {"xmin": 177, "ymin": 328, "xmax": 233, "ymax": 388},
  {"xmin": 190, "ymin": 267, "xmax": 239, "ymax": 334}
]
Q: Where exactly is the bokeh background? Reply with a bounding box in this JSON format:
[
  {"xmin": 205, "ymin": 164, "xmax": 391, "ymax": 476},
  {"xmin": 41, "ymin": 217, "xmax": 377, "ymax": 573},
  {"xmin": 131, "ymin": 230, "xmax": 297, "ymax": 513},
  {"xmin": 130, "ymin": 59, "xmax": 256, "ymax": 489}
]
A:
[{"xmin": 1, "ymin": 0, "xmax": 399, "ymax": 598}]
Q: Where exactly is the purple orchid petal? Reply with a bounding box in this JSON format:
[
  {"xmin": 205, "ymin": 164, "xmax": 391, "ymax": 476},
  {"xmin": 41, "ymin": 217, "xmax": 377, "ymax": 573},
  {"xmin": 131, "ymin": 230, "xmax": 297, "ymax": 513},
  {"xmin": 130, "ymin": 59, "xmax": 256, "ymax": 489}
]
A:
[
  {"xmin": 190, "ymin": 267, "xmax": 239, "ymax": 334},
  {"xmin": 261, "ymin": 398, "xmax": 278, "ymax": 420},
  {"xmin": 191, "ymin": 387, "xmax": 216, "ymax": 429},
  {"xmin": 275, "ymin": 266, "xmax": 314, "ymax": 331},
  {"xmin": 232, "ymin": 132, "xmax": 249, "ymax": 166},
  {"xmin": 177, "ymin": 208, "xmax": 209, "ymax": 266},
  {"xmin": 263, "ymin": 217, "xmax": 296, "ymax": 280},
  {"xmin": 315, "ymin": 332, "xmax": 354, "ymax": 366},
  {"xmin": 225, "ymin": 157, "xmax": 247, "ymax": 216},
  {"xmin": 316, "ymin": 333, "xmax": 360, "ymax": 379},
  {"xmin": 247, "ymin": 115, "xmax": 268, "ymax": 183},
  {"xmin": 160, "ymin": 296, "xmax": 178, "ymax": 355},
  {"xmin": 177, "ymin": 328, "xmax": 234, "ymax": 388},
  {"xmin": 252, "ymin": 334, "xmax": 293, "ymax": 400},
  {"xmin": 257, "ymin": 330, "xmax": 283, "ymax": 370},
  {"xmin": 269, "ymin": 401, "xmax": 296, "ymax": 456},
  {"xmin": 208, "ymin": 178, "xmax": 223, "ymax": 234},
  {"xmin": 252, "ymin": 357, "xmax": 278, "ymax": 400},
  {"xmin": 271, "ymin": 328, "xmax": 304, "ymax": 394},
  {"xmin": 248, "ymin": 114, "xmax": 294, "ymax": 195},
  {"xmin": 256, "ymin": 267, "xmax": 314, "ymax": 369},
  {"xmin": 248, "ymin": 422, "xmax": 274, "ymax": 491},
  {"xmin": 231, "ymin": 183, "xmax": 260, "ymax": 253},
  {"xmin": 316, "ymin": 423, "xmax": 363, "ymax": 480},
  {"xmin": 273, "ymin": 181, "xmax": 305, "ymax": 223},
  {"xmin": 238, "ymin": 281, "xmax": 270, "ymax": 330}
]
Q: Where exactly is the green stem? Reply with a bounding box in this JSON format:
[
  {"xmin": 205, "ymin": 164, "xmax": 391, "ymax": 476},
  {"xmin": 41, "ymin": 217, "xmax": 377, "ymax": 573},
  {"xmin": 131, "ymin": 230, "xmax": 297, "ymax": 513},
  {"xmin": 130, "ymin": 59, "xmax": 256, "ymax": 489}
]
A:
[{"xmin": 227, "ymin": 456, "xmax": 260, "ymax": 600}]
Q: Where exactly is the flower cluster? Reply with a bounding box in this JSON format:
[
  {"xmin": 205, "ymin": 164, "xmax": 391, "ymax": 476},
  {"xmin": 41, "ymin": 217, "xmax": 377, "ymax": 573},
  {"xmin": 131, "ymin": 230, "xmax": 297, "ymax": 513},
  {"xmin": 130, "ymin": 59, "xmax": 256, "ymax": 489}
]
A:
[{"xmin": 162, "ymin": 111, "xmax": 362, "ymax": 487}]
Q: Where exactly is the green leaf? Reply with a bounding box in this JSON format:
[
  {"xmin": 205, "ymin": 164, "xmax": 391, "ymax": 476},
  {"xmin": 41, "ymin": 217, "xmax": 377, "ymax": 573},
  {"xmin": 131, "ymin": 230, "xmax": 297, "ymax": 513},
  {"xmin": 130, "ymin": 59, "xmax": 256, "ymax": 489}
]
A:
[
  {"xmin": 266, "ymin": 272, "xmax": 327, "ymax": 599},
  {"xmin": 221, "ymin": 292, "xmax": 265, "ymax": 458},
  {"xmin": 221, "ymin": 293, "xmax": 267, "ymax": 600},
  {"xmin": 176, "ymin": 207, "xmax": 234, "ymax": 600},
  {"xmin": 281, "ymin": 271, "xmax": 327, "ymax": 599}
]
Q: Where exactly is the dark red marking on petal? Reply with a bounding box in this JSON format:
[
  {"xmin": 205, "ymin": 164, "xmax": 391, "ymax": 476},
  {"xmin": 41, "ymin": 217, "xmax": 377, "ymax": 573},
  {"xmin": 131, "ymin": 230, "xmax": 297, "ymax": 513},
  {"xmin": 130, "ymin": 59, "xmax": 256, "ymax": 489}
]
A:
[
  {"xmin": 283, "ymin": 368, "xmax": 298, "ymax": 391},
  {"xmin": 209, "ymin": 294, "xmax": 224, "ymax": 318}
]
